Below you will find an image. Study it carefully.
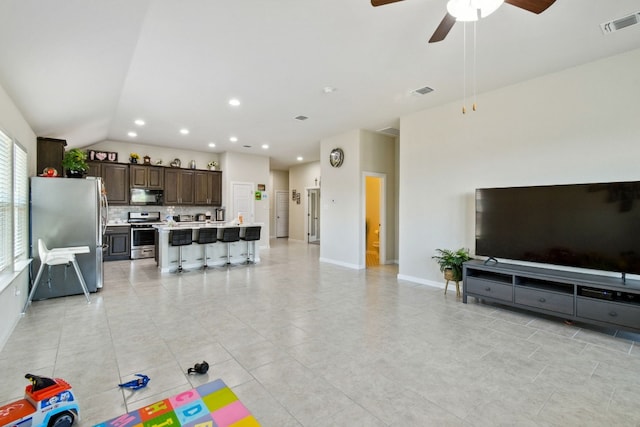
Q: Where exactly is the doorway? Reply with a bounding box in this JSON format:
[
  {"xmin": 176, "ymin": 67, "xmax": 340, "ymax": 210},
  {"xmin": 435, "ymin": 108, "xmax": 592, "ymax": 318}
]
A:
[
  {"xmin": 275, "ymin": 190, "xmax": 289, "ymax": 238},
  {"xmin": 231, "ymin": 182, "xmax": 254, "ymax": 223},
  {"xmin": 307, "ymin": 188, "xmax": 320, "ymax": 244},
  {"xmin": 365, "ymin": 174, "xmax": 385, "ymax": 267}
]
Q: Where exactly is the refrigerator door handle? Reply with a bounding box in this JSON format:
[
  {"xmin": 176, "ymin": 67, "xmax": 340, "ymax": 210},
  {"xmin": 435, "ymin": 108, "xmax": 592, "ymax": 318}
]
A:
[{"xmin": 101, "ymin": 193, "xmax": 109, "ymax": 236}]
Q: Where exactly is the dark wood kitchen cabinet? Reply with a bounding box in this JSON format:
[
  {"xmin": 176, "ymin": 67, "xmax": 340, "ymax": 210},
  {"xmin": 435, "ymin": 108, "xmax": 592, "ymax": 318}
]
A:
[
  {"xmin": 87, "ymin": 162, "xmax": 130, "ymax": 205},
  {"xmin": 194, "ymin": 170, "xmax": 222, "ymax": 206},
  {"xmin": 130, "ymin": 165, "xmax": 164, "ymax": 189},
  {"xmin": 104, "ymin": 226, "xmax": 131, "ymax": 261},
  {"xmin": 164, "ymin": 168, "xmax": 194, "ymax": 205},
  {"xmin": 36, "ymin": 137, "xmax": 67, "ymax": 177}
]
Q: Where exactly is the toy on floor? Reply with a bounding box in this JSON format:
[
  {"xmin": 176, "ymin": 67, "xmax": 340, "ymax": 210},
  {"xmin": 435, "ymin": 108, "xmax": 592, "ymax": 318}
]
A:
[
  {"xmin": 118, "ymin": 374, "xmax": 150, "ymax": 390},
  {"xmin": 187, "ymin": 361, "xmax": 209, "ymax": 374},
  {"xmin": 0, "ymin": 373, "xmax": 79, "ymax": 427}
]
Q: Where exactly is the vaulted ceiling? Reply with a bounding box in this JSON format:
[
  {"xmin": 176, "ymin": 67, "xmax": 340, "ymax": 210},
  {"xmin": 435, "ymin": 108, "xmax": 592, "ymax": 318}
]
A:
[{"xmin": 0, "ymin": 0, "xmax": 638, "ymax": 169}]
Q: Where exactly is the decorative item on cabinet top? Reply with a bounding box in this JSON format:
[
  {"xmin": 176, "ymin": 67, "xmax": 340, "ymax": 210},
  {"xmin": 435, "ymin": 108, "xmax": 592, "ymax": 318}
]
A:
[
  {"xmin": 170, "ymin": 158, "xmax": 181, "ymax": 167},
  {"xmin": 87, "ymin": 150, "xmax": 118, "ymax": 162},
  {"xmin": 208, "ymin": 161, "xmax": 218, "ymax": 171},
  {"xmin": 130, "ymin": 152, "xmax": 140, "ymax": 163},
  {"xmin": 143, "ymin": 155, "xmax": 151, "ymax": 165}
]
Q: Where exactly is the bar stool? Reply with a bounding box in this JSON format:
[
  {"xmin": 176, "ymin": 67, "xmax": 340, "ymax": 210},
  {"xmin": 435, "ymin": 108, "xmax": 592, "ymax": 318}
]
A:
[
  {"xmin": 241, "ymin": 226, "xmax": 261, "ymax": 264},
  {"xmin": 220, "ymin": 227, "xmax": 240, "ymax": 266},
  {"xmin": 23, "ymin": 239, "xmax": 91, "ymax": 314},
  {"xmin": 170, "ymin": 229, "xmax": 193, "ymax": 273},
  {"xmin": 197, "ymin": 228, "xmax": 218, "ymax": 269}
]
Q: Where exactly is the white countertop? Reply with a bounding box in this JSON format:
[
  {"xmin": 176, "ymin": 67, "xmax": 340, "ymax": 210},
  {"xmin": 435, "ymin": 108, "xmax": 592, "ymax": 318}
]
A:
[{"xmin": 153, "ymin": 221, "xmax": 261, "ymax": 231}]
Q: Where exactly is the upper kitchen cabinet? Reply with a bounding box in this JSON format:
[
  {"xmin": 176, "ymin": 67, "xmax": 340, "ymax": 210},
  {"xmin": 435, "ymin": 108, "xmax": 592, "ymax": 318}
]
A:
[
  {"xmin": 164, "ymin": 168, "xmax": 194, "ymax": 205},
  {"xmin": 130, "ymin": 165, "xmax": 164, "ymax": 189},
  {"xmin": 36, "ymin": 137, "xmax": 67, "ymax": 177},
  {"xmin": 194, "ymin": 170, "xmax": 222, "ymax": 206},
  {"xmin": 88, "ymin": 161, "xmax": 129, "ymax": 205}
]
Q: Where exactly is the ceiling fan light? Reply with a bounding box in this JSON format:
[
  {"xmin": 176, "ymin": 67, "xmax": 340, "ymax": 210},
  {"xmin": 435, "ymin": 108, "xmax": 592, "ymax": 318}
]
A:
[
  {"xmin": 447, "ymin": 0, "xmax": 503, "ymax": 21},
  {"xmin": 447, "ymin": 0, "xmax": 479, "ymax": 22},
  {"xmin": 476, "ymin": 0, "xmax": 504, "ymax": 18}
]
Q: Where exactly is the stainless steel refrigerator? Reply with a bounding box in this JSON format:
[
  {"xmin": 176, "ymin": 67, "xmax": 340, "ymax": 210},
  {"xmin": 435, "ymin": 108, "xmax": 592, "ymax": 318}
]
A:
[{"xmin": 30, "ymin": 176, "xmax": 108, "ymax": 300}]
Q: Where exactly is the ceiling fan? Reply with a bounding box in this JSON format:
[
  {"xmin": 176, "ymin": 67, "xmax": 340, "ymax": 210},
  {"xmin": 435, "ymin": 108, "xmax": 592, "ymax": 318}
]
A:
[{"xmin": 371, "ymin": 0, "xmax": 556, "ymax": 43}]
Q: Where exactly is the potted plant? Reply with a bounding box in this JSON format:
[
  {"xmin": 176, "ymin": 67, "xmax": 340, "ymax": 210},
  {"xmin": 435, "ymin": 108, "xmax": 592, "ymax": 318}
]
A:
[
  {"xmin": 432, "ymin": 248, "xmax": 472, "ymax": 282},
  {"xmin": 130, "ymin": 152, "xmax": 140, "ymax": 164},
  {"xmin": 207, "ymin": 160, "xmax": 218, "ymax": 171},
  {"xmin": 62, "ymin": 148, "xmax": 88, "ymax": 178}
]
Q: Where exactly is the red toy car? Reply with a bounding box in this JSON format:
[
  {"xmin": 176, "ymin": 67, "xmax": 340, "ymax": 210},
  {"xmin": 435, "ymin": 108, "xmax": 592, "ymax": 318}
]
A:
[{"xmin": 0, "ymin": 374, "xmax": 79, "ymax": 427}]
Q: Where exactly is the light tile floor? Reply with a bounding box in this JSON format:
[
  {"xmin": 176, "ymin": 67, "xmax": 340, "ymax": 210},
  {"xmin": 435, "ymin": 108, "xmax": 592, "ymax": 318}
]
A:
[{"xmin": 2, "ymin": 239, "xmax": 640, "ymax": 426}]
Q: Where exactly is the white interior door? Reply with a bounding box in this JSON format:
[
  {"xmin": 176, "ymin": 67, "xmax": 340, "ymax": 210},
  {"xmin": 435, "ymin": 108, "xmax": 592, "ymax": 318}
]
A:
[
  {"xmin": 231, "ymin": 182, "xmax": 254, "ymax": 223},
  {"xmin": 275, "ymin": 190, "xmax": 289, "ymax": 238}
]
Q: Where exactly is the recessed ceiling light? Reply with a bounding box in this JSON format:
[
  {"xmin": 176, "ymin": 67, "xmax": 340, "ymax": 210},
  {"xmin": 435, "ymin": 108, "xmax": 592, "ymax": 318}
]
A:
[
  {"xmin": 261, "ymin": 144, "xmax": 269, "ymax": 149},
  {"xmin": 322, "ymin": 86, "xmax": 337, "ymax": 94},
  {"xmin": 297, "ymin": 156, "xmax": 303, "ymax": 161},
  {"xmin": 208, "ymin": 142, "xmax": 216, "ymax": 148},
  {"xmin": 228, "ymin": 98, "xmax": 241, "ymax": 107},
  {"xmin": 128, "ymin": 131, "xmax": 137, "ymax": 137},
  {"xmin": 134, "ymin": 119, "xmax": 145, "ymax": 126},
  {"xmin": 229, "ymin": 136, "xmax": 238, "ymax": 142},
  {"xmin": 180, "ymin": 128, "xmax": 189, "ymax": 135}
]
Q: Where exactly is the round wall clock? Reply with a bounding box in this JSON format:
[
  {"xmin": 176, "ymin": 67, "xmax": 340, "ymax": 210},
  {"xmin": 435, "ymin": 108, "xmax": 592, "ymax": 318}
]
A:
[{"xmin": 329, "ymin": 148, "xmax": 344, "ymax": 168}]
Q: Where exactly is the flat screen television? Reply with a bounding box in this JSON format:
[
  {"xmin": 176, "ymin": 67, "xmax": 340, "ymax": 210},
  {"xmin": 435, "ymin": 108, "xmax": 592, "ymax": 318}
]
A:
[{"xmin": 475, "ymin": 181, "xmax": 640, "ymax": 275}]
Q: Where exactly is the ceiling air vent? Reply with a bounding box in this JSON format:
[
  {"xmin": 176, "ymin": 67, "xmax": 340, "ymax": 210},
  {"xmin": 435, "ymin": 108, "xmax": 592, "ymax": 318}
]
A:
[
  {"xmin": 412, "ymin": 86, "xmax": 434, "ymax": 95},
  {"xmin": 294, "ymin": 115, "xmax": 308, "ymax": 121},
  {"xmin": 377, "ymin": 127, "xmax": 400, "ymax": 137},
  {"xmin": 601, "ymin": 11, "xmax": 640, "ymax": 34}
]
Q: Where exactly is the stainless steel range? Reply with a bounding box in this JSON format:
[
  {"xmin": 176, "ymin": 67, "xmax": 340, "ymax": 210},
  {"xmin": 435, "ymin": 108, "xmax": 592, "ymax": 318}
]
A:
[{"xmin": 128, "ymin": 211, "xmax": 162, "ymax": 259}]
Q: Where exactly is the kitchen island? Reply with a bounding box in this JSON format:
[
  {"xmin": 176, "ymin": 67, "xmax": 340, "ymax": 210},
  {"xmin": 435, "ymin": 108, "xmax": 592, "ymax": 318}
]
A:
[{"xmin": 153, "ymin": 222, "xmax": 262, "ymax": 272}]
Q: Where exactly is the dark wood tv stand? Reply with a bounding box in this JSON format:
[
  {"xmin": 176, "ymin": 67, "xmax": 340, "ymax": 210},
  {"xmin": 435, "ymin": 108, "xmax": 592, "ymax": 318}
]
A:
[{"xmin": 463, "ymin": 260, "xmax": 640, "ymax": 332}]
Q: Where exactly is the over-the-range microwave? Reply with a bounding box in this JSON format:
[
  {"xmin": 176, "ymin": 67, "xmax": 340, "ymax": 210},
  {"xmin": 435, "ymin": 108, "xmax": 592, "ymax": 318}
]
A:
[{"xmin": 130, "ymin": 188, "xmax": 164, "ymax": 205}]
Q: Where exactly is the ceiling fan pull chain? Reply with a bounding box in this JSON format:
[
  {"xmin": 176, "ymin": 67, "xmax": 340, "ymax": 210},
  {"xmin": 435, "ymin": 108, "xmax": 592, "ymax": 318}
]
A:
[
  {"xmin": 473, "ymin": 20, "xmax": 477, "ymax": 112},
  {"xmin": 462, "ymin": 22, "xmax": 467, "ymax": 114}
]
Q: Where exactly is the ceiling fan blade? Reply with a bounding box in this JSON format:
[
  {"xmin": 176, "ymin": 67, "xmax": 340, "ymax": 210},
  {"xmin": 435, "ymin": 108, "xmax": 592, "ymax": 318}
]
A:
[
  {"xmin": 429, "ymin": 13, "xmax": 456, "ymax": 43},
  {"xmin": 504, "ymin": 0, "xmax": 556, "ymax": 14},
  {"xmin": 371, "ymin": 0, "xmax": 405, "ymax": 7}
]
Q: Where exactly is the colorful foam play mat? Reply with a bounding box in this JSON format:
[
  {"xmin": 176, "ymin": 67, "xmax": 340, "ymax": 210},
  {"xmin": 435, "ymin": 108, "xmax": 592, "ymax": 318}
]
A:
[{"xmin": 95, "ymin": 379, "xmax": 260, "ymax": 427}]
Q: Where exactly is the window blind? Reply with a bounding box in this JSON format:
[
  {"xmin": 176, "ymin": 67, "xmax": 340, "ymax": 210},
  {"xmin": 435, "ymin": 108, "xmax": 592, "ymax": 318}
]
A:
[
  {"xmin": 0, "ymin": 130, "xmax": 11, "ymax": 273},
  {"xmin": 14, "ymin": 143, "xmax": 28, "ymax": 259}
]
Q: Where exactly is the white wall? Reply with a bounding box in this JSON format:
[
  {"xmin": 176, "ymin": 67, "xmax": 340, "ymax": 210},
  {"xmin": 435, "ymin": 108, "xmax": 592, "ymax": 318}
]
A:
[
  {"xmin": 288, "ymin": 161, "xmax": 321, "ymax": 242},
  {"xmin": 223, "ymin": 151, "xmax": 271, "ymax": 248},
  {"xmin": 0, "ymin": 83, "xmax": 37, "ymax": 350},
  {"xmin": 398, "ymin": 48, "xmax": 640, "ymax": 286},
  {"xmin": 320, "ymin": 130, "xmax": 361, "ymax": 268}
]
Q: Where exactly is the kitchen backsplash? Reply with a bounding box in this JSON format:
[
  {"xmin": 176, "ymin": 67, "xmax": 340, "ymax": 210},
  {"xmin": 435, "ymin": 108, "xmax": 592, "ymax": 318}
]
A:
[{"xmin": 109, "ymin": 205, "xmax": 224, "ymax": 223}]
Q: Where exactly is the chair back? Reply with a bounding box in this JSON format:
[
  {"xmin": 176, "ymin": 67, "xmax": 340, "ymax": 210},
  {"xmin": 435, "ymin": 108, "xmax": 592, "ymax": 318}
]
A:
[
  {"xmin": 38, "ymin": 239, "xmax": 50, "ymax": 263},
  {"xmin": 221, "ymin": 227, "xmax": 240, "ymax": 243},
  {"xmin": 170, "ymin": 229, "xmax": 193, "ymax": 246},
  {"xmin": 197, "ymin": 228, "xmax": 218, "ymax": 244},
  {"xmin": 243, "ymin": 226, "xmax": 261, "ymax": 242}
]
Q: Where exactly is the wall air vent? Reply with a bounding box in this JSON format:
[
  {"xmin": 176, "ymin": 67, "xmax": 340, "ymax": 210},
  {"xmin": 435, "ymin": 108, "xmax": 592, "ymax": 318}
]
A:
[
  {"xmin": 412, "ymin": 86, "xmax": 434, "ymax": 95},
  {"xmin": 377, "ymin": 127, "xmax": 400, "ymax": 137},
  {"xmin": 601, "ymin": 11, "xmax": 640, "ymax": 34}
]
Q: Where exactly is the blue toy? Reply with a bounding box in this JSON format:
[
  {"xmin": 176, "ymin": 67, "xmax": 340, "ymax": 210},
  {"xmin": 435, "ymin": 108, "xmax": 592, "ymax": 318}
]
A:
[{"xmin": 118, "ymin": 374, "xmax": 150, "ymax": 390}]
